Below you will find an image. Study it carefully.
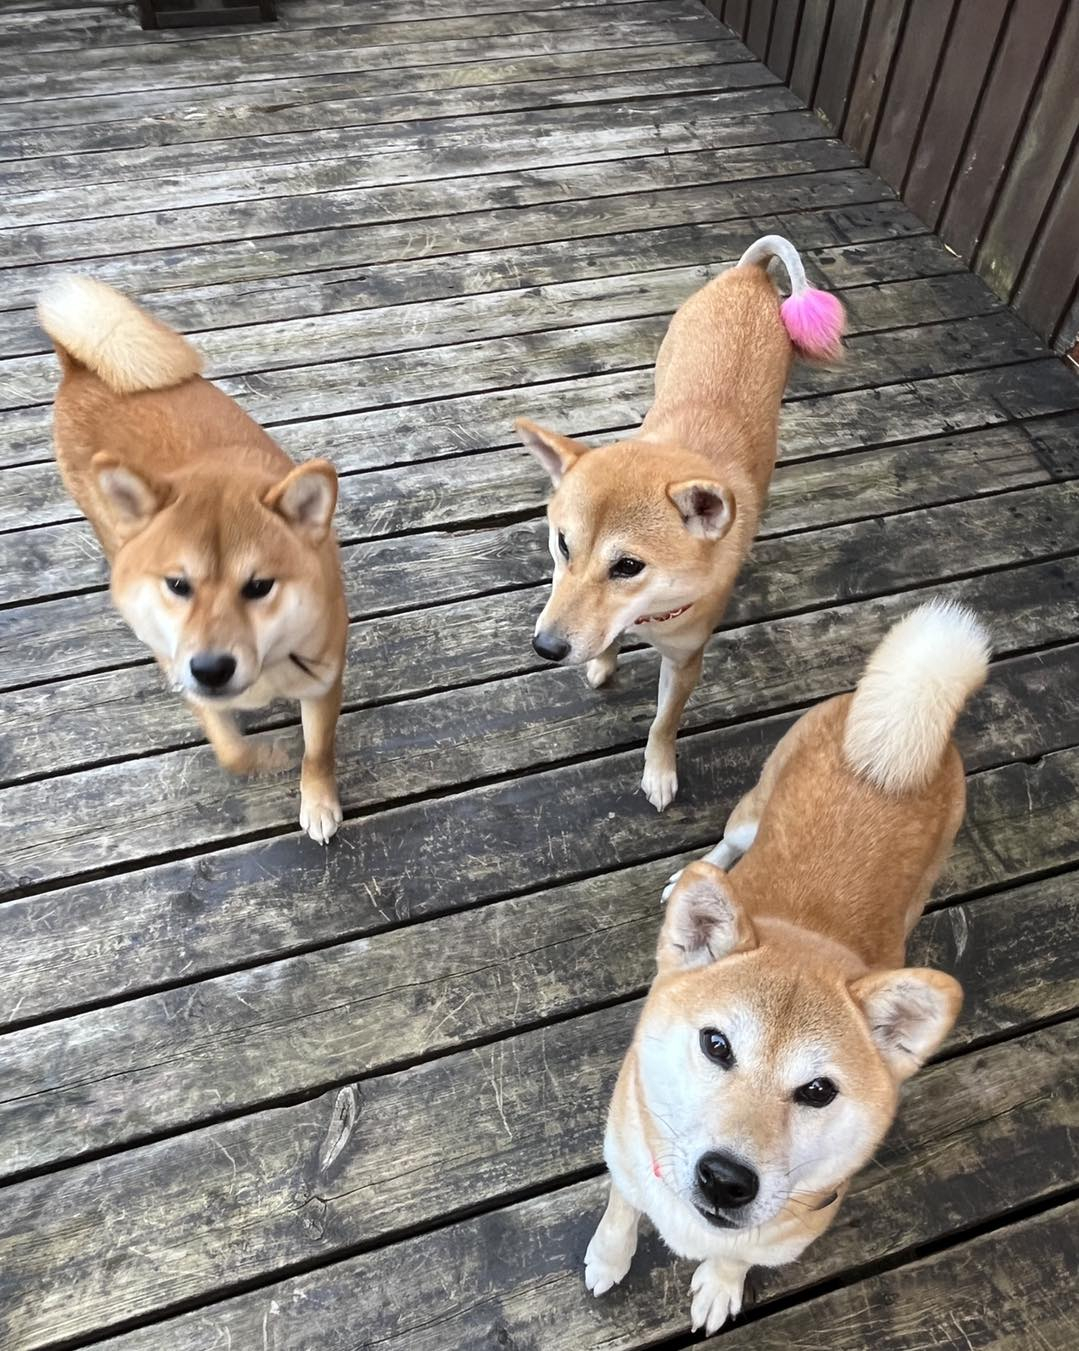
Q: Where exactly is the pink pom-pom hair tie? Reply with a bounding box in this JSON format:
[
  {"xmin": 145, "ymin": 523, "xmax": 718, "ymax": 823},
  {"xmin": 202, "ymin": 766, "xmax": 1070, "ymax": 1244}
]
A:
[{"xmin": 738, "ymin": 234, "xmax": 846, "ymax": 362}]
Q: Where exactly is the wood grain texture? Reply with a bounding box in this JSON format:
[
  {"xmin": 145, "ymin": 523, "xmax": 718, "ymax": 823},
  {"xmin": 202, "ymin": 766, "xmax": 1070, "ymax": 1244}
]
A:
[
  {"xmin": 938, "ymin": 0, "xmax": 1065, "ymax": 264},
  {"xmin": 0, "ymin": 37, "xmax": 748, "ymax": 144},
  {"xmin": 3, "ymin": 8, "xmax": 1078, "ymax": 1344},
  {"xmin": 4, "ymin": 361, "xmax": 1077, "ymax": 692},
  {"xmin": 1, "ymin": 567, "xmax": 1076, "ymax": 902},
  {"xmin": 6, "ymin": 1019, "xmax": 1074, "ymax": 1349},
  {"xmin": 0, "ymin": 2, "xmax": 724, "ymax": 98},
  {"xmin": 902, "ymin": 0, "xmax": 1008, "ymax": 228},
  {"xmin": 2, "ymin": 470, "xmax": 1076, "ymax": 783}
]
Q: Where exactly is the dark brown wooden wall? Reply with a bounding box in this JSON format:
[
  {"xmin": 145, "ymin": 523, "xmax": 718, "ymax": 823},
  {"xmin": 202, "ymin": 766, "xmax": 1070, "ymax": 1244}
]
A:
[{"xmin": 705, "ymin": 0, "xmax": 1079, "ymax": 358}]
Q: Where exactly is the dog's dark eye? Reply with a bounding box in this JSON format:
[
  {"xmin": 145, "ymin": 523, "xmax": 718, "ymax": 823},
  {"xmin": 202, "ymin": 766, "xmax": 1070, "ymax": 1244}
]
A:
[
  {"xmin": 165, "ymin": 576, "xmax": 192, "ymax": 598},
  {"xmin": 794, "ymin": 1077, "xmax": 838, "ymax": 1108},
  {"xmin": 699, "ymin": 1028, "xmax": 735, "ymax": 1069},
  {"xmin": 241, "ymin": 578, "xmax": 275, "ymax": 601},
  {"xmin": 557, "ymin": 530, "xmax": 569, "ymax": 559},
  {"xmin": 610, "ymin": 556, "xmax": 645, "ymax": 579}
]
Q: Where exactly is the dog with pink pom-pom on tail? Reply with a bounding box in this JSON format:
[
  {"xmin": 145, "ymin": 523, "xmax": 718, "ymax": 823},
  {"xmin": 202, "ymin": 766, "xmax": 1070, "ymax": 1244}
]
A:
[{"xmin": 515, "ymin": 234, "xmax": 846, "ymax": 810}]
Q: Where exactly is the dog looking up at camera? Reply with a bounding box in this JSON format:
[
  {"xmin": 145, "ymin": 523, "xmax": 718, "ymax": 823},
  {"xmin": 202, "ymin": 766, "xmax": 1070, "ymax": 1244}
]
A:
[
  {"xmin": 584, "ymin": 602, "xmax": 988, "ymax": 1334},
  {"xmin": 38, "ymin": 277, "xmax": 347, "ymax": 844},
  {"xmin": 516, "ymin": 235, "xmax": 845, "ymax": 810}
]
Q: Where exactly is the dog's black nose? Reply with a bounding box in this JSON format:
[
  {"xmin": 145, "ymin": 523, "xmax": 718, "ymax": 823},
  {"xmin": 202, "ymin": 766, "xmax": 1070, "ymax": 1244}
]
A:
[
  {"xmin": 695, "ymin": 1151, "xmax": 759, "ymax": 1210},
  {"xmin": 532, "ymin": 631, "xmax": 570, "ymax": 662},
  {"xmin": 190, "ymin": 652, "xmax": 237, "ymax": 690}
]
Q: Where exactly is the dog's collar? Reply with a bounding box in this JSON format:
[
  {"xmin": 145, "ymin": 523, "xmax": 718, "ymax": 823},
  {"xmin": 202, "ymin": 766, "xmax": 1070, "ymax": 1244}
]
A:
[{"xmin": 634, "ymin": 602, "xmax": 693, "ymax": 626}]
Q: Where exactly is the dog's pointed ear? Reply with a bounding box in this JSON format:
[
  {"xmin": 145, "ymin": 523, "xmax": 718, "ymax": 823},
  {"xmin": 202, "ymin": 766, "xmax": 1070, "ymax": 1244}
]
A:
[
  {"xmin": 850, "ymin": 968, "xmax": 963, "ymax": 1081},
  {"xmin": 668, "ymin": 480, "xmax": 735, "ymax": 540},
  {"xmin": 91, "ymin": 452, "xmax": 166, "ymax": 538},
  {"xmin": 515, "ymin": 418, "xmax": 587, "ymax": 484},
  {"xmin": 264, "ymin": 460, "xmax": 338, "ymax": 543},
  {"xmin": 658, "ymin": 861, "xmax": 757, "ymax": 973}
]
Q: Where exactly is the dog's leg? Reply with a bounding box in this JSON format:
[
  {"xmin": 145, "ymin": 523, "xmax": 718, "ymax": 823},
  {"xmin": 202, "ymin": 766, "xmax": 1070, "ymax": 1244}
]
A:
[
  {"xmin": 191, "ymin": 701, "xmax": 289, "ymax": 776},
  {"xmin": 299, "ymin": 675, "xmax": 343, "ymax": 845},
  {"xmin": 642, "ymin": 648, "xmax": 703, "ymax": 811},
  {"xmin": 586, "ymin": 639, "xmax": 620, "ymax": 689},
  {"xmin": 689, "ymin": 1256, "xmax": 751, "ymax": 1334},
  {"xmin": 584, "ymin": 1182, "xmax": 640, "ymax": 1296}
]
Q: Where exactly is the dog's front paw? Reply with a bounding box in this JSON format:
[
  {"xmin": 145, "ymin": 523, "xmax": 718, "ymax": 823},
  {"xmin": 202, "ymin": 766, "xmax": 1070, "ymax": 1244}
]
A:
[
  {"xmin": 584, "ymin": 1228, "xmax": 634, "ymax": 1297},
  {"xmin": 660, "ymin": 867, "xmax": 685, "ymax": 903},
  {"xmin": 299, "ymin": 787, "xmax": 342, "ymax": 845},
  {"xmin": 689, "ymin": 1259, "xmax": 746, "ymax": 1335},
  {"xmin": 642, "ymin": 752, "xmax": 678, "ymax": 812},
  {"xmin": 585, "ymin": 651, "xmax": 618, "ymax": 689}
]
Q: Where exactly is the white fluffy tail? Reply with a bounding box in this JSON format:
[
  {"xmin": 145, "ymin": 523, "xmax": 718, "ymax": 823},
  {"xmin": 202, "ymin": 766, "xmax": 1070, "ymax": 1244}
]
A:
[
  {"xmin": 843, "ymin": 602, "xmax": 991, "ymax": 794},
  {"xmin": 37, "ymin": 275, "xmax": 203, "ymax": 395}
]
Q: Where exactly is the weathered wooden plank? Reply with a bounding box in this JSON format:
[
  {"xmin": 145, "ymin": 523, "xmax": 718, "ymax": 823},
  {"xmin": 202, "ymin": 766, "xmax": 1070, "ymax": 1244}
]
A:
[
  {"xmin": 1012, "ymin": 145, "xmax": 1079, "ymax": 340},
  {"xmin": 1, "ymin": 1010, "xmax": 1072, "ymax": 1349},
  {"xmin": 0, "ymin": 280, "xmax": 1023, "ymax": 495},
  {"xmin": 0, "ymin": 539, "xmax": 1075, "ymax": 896},
  {"xmin": 93, "ymin": 1092, "xmax": 1079, "ymax": 1351},
  {"xmin": 711, "ymin": 1203, "xmax": 1079, "ymax": 1350},
  {"xmin": 939, "ymin": 0, "xmax": 1065, "ymax": 263},
  {"xmin": 3, "ymin": 266, "xmax": 1002, "ymax": 465},
  {"xmin": 766, "ymin": 0, "xmax": 804, "ymax": 82},
  {"xmin": 4, "ymin": 640, "xmax": 1075, "ymax": 1032},
  {"xmin": 1, "ymin": 146, "xmax": 889, "ymax": 279},
  {"xmin": 843, "ymin": 0, "xmax": 906, "ymax": 159},
  {"xmin": 2, "ymin": 772, "xmax": 1073, "ymax": 1180},
  {"xmin": 1, "ymin": 309, "xmax": 1042, "ymax": 497},
  {"xmin": 3, "ymin": 447, "xmax": 1073, "ymax": 782},
  {"xmin": 3, "ymin": 48, "xmax": 762, "ymax": 164},
  {"xmin": 811, "ymin": 0, "xmax": 867, "ymax": 131},
  {"xmin": 4, "ymin": 361, "xmax": 1077, "ymax": 688},
  {"xmin": 788, "ymin": 0, "xmax": 830, "ymax": 106},
  {"xmin": 0, "ymin": 2, "xmax": 722, "ymax": 97},
  {"xmin": 903, "ymin": 0, "xmax": 1009, "ymax": 229},
  {"xmin": 0, "ymin": 194, "xmax": 943, "ymax": 362},
  {"xmin": 3, "ymin": 90, "xmax": 810, "ymax": 228},
  {"xmin": 0, "ymin": 0, "xmax": 666, "ymax": 56},
  {"xmin": 868, "ymin": 0, "xmax": 955, "ymax": 191},
  {"xmin": 1, "ymin": 38, "xmax": 749, "ymax": 147}
]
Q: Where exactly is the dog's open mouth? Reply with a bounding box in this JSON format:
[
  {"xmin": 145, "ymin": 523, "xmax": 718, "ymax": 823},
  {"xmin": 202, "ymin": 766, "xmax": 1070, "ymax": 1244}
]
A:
[{"xmin": 693, "ymin": 1204, "xmax": 739, "ymax": 1230}]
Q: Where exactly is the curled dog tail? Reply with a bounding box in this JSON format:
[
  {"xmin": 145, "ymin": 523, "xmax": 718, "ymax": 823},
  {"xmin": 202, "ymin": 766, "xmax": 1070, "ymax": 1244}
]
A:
[
  {"xmin": 738, "ymin": 234, "xmax": 846, "ymax": 361},
  {"xmin": 843, "ymin": 602, "xmax": 991, "ymax": 795},
  {"xmin": 37, "ymin": 275, "xmax": 203, "ymax": 395}
]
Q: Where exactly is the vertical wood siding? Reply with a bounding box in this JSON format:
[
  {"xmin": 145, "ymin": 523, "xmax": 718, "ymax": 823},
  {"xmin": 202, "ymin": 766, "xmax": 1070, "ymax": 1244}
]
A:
[{"xmin": 706, "ymin": 0, "xmax": 1079, "ymax": 356}]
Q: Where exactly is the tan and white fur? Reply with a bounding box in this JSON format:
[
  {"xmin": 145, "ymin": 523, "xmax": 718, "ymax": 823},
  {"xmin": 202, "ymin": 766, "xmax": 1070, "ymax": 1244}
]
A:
[
  {"xmin": 585, "ymin": 603, "xmax": 989, "ymax": 1332},
  {"xmin": 38, "ymin": 277, "xmax": 348, "ymax": 844},
  {"xmin": 517, "ymin": 236, "xmax": 843, "ymax": 810}
]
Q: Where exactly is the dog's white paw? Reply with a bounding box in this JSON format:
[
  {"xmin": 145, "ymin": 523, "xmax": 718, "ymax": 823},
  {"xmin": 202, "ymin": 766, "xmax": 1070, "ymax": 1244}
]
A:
[
  {"xmin": 300, "ymin": 790, "xmax": 342, "ymax": 845},
  {"xmin": 660, "ymin": 867, "xmax": 685, "ymax": 903},
  {"xmin": 642, "ymin": 756, "xmax": 678, "ymax": 812},
  {"xmin": 689, "ymin": 1260, "xmax": 746, "ymax": 1335},
  {"xmin": 584, "ymin": 1228, "xmax": 634, "ymax": 1297},
  {"xmin": 585, "ymin": 651, "xmax": 618, "ymax": 689}
]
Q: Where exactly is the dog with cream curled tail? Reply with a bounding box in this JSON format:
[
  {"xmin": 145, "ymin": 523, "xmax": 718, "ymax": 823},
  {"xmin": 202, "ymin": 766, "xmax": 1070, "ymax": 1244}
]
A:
[
  {"xmin": 516, "ymin": 236, "xmax": 845, "ymax": 810},
  {"xmin": 38, "ymin": 277, "xmax": 348, "ymax": 844},
  {"xmin": 584, "ymin": 602, "xmax": 988, "ymax": 1334}
]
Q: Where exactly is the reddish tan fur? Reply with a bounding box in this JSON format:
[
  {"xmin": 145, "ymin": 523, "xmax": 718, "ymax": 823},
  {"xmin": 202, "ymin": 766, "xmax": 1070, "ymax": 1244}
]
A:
[
  {"xmin": 42, "ymin": 281, "xmax": 348, "ymax": 843},
  {"xmin": 517, "ymin": 253, "xmax": 815, "ymax": 811},
  {"xmin": 587, "ymin": 608, "xmax": 985, "ymax": 1332}
]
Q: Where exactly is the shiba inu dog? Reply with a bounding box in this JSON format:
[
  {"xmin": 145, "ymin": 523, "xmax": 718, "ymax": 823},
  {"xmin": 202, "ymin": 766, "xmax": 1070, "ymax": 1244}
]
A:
[
  {"xmin": 516, "ymin": 235, "xmax": 845, "ymax": 810},
  {"xmin": 38, "ymin": 277, "xmax": 347, "ymax": 843},
  {"xmin": 585, "ymin": 602, "xmax": 988, "ymax": 1332}
]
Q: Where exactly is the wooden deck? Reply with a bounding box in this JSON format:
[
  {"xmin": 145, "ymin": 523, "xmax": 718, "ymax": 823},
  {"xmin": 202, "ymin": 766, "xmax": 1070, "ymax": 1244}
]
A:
[{"xmin": 1, "ymin": 2, "xmax": 1077, "ymax": 1347}]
